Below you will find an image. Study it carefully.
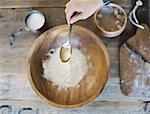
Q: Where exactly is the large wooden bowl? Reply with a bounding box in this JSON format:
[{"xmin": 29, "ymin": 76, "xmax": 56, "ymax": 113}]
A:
[{"xmin": 27, "ymin": 25, "xmax": 110, "ymax": 108}]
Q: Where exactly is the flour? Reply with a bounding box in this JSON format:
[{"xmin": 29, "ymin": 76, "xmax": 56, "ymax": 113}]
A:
[
  {"xmin": 26, "ymin": 12, "xmax": 45, "ymax": 30},
  {"xmin": 42, "ymin": 47, "xmax": 88, "ymax": 90}
]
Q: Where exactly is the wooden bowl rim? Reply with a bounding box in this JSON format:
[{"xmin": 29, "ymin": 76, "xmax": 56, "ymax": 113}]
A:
[
  {"xmin": 27, "ymin": 25, "xmax": 110, "ymax": 108},
  {"xmin": 94, "ymin": 3, "xmax": 127, "ymax": 38}
]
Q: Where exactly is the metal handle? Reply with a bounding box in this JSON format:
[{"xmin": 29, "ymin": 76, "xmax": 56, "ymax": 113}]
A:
[
  {"xmin": 68, "ymin": 24, "xmax": 72, "ymax": 38},
  {"xmin": 100, "ymin": 1, "xmax": 113, "ymax": 14},
  {"xmin": 9, "ymin": 28, "xmax": 25, "ymax": 47},
  {"xmin": 18, "ymin": 107, "xmax": 33, "ymax": 114}
]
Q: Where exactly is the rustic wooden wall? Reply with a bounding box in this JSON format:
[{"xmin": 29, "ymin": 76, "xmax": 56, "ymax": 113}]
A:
[{"xmin": 0, "ymin": 0, "xmax": 149, "ymax": 114}]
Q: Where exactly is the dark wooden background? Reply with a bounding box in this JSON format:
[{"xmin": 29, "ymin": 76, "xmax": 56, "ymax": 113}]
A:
[{"xmin": 0, "ymin": 0, "xmax": 149, "ymax": 114}]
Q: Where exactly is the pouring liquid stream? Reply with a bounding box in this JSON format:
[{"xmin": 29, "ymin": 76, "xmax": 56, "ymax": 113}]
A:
[{"xmin": 60, "ymin": 24, "xmax": 72, "ymax": 62}]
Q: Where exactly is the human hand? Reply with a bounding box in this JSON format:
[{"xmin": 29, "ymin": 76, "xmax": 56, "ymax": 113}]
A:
[{"xmin": 65, "ymin": 0, "xmax": 104, "ymax": 25}]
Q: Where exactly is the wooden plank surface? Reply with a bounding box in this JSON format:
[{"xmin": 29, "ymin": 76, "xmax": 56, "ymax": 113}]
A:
[
  {"xmin": 0, "ymin": 7, "xmax": 132, "ymax": 49},
  {"xmin": 0, "ymin": 7, "xmax": 149, "ymax": 75},
  {"xmin": 0, "ymin": 0, "xmax": 148, "ymax": 9},
  {"xmin": 0, "ymin": 73, "xmax": 144, "ymax": 101},
  {"xmin": 0, "ymin": 7, "xmax": 149, "ymax": 44},
  {"xmin": 0, "ymin": 37, "xmax": 119, "ymax": 75},
  {"xmin": 0, "ymin": 0, "xmax": 136, "ymax": 9},
  {"xmin": 0, "ymin": 101, "xmax": 149, "ymax": 114},
  {"xmin": 0, "ymin": 8, "xmax": 120, "ymax": 76},
  {"xmin": 0, "ymin": 0, "xmax": 69, "ymax": 8},
  {"xmin": 0, "ymin": 0, "xmax": 149, "ymax": 113},
  {"xmin": 0, "ymin": 0, "xmax": 147, "ymax": 9}
]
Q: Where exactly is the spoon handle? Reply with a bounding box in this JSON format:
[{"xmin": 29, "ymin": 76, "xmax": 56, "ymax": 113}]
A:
[
  {"xmin": 69, "ymin": 24, "xmax": 72, "ymax": 38},
  {"xmin": 104, "ymin": 1, "xmax": 111, "ymax": 5},
  {"xmin": 68, "ymin": 24, "xmax": 72, "ymax": 43}
]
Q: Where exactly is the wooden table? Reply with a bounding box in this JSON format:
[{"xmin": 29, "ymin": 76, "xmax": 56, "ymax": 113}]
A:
[{"xmin": 0, "ymin": 0, "xmax": 149, "ymax": 113}]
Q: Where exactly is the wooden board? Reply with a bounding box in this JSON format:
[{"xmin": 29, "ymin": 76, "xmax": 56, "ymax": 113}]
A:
[
  {"xmin": 0, "ymin": 73, "xmax": 143, "ymax": 101},
  {"xmin": 0, "ymin": 8, "xmax": 108, "ymax": 38},
  {"xmin": 0, "ymin": 101, "xmax": 149, "ymax": 114},
  {"xmin": 0, "ymin": 0, "xmax": 69, "ymax": 8},
  {"xmin": 0, "ymin": 7, "xmax": 149, "ymax": 44},
  {"xmin": 0, "ymin": 74, "xmax": 149, "ymax": 114},
  {"xmin": 0, "ymin": 0, "xmax": 149, "ymax": 113},
  {"xmin": 0, "ymin": 100, "xmax": 149, "ymax": 114},
  {"xmin": 0, "ymin": 0, "xmax": 137, "ymax": 9},
  {"xmin": 0, "ymin": 8, "xmax": 120, "ymax": 77}
]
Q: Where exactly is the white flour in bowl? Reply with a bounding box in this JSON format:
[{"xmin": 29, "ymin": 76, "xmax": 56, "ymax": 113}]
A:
[{"xmin": 42, "ymin": 47, "xmax": 88, "ymax": 90}]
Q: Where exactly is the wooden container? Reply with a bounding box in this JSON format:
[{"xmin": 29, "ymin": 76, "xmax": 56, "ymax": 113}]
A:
[
  {"xmin": 27, "ymin": 25, "xmax": 110, "ymax": 108},
  {"xmin": 94, "ymin": 3, "xmax": 127, "ymax": 38}
]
